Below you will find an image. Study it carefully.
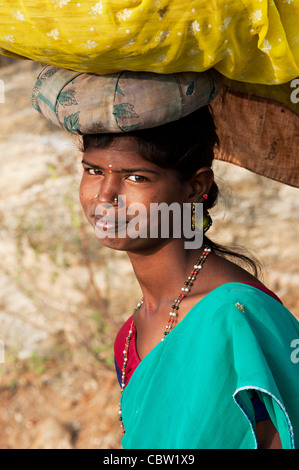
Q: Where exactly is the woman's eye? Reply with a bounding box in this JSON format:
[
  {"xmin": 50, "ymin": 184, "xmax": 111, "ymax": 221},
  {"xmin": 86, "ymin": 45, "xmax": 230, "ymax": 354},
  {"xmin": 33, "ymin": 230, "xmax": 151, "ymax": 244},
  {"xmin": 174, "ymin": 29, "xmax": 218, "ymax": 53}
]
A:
[
  {"xmin": 84, "ymin": 167, "xmax": 102, "ymax": 175},
  {"xmin": 127, "ymin": 175, "xmax": 147, "ymax": 182}
]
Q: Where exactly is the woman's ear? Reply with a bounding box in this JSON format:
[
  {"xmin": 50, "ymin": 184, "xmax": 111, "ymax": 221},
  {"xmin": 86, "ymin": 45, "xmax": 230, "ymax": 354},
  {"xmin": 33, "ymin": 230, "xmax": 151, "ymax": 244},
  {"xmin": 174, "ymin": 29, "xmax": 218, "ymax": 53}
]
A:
[{"xmin": 189, "ymin": 167, "xmax": 214, "ymax": 200}]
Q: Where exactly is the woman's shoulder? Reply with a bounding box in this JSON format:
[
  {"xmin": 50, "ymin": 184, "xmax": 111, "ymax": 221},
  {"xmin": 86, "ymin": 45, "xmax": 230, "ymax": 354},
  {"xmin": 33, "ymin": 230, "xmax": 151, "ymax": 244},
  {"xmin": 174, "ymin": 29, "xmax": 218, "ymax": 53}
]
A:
[
  {"xmin": 195, "ymin": 252, "xmax": 275, "ymax": 303},
  {"xmin": 188, "ymin": 252, "xmax": 287, "ymax": 320},
  {"xmin": 205, "ymin": 252, "xmax": 263, "ymax": 288},
  {"xmin": 195, "ymin": 280, "xmax": 299, "ymax": 335},
  {"xmin": 206, "ymin": 281, "xmax": 283, "ymax": 307},
  {"xmin": 204, "ymin": 281, "xmax": 281, "ymax": 309},
  {"xmin": 186, "ymin": 281, "xmax": 299, "ymax": 364}
]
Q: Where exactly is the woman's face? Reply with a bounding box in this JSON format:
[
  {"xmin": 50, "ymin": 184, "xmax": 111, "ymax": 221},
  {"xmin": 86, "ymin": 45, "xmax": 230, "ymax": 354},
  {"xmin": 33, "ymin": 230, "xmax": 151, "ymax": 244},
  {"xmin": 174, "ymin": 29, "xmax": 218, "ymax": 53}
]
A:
[{"xmin": 79, "ymin": 141, "xmax": 196, "ymax": 252}]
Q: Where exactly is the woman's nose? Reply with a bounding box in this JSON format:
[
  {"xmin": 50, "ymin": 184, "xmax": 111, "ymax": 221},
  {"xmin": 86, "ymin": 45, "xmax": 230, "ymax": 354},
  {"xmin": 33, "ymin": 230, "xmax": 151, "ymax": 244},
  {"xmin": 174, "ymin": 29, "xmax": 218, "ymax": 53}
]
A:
[{"xmin": 95, "ymin": 175, "xmax": 120, "ymax": 204}]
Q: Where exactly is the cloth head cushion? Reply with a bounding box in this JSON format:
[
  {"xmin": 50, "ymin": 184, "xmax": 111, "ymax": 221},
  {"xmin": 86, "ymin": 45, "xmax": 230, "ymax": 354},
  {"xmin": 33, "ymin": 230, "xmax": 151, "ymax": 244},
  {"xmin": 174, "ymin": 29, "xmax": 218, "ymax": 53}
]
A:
[{"xmin": 30, "ymin": 65, "xmax": 220, "ymax": 134}]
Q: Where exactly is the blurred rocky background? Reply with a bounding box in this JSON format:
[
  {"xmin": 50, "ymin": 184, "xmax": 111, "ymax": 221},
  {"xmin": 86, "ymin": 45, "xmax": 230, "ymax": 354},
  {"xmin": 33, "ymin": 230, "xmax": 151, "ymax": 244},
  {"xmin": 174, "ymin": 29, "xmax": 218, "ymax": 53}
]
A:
[{"xmin": 0, "ymin": 56, "xmax": 298, "ymax": 449}]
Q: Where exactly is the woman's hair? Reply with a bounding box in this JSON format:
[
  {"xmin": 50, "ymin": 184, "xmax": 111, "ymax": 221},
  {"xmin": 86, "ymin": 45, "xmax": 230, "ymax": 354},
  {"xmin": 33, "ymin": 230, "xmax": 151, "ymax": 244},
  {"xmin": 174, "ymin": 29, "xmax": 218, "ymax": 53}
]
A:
[{"xmin": 79, "ymin": 105, "xmax": 261, "ymax": 277}]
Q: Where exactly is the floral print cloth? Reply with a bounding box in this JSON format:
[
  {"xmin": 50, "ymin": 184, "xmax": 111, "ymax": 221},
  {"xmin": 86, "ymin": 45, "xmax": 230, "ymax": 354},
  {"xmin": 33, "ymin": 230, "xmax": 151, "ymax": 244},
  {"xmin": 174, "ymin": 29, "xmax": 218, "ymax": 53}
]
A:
[
  {"xmin": 0, "ymin": 0, "xmax": 298, "ymax": 84},
  {"xmin": 30, "ymin": 65, "xmax": 219, "ymax": 133}
]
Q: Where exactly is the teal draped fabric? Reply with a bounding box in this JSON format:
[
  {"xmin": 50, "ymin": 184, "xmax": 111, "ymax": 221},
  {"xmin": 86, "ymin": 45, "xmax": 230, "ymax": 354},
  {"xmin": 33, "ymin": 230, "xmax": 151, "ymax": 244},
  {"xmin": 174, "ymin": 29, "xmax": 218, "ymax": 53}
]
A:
[{"xmin": 120, "ymin": 283, "xmax": 299, "ymax": 449}]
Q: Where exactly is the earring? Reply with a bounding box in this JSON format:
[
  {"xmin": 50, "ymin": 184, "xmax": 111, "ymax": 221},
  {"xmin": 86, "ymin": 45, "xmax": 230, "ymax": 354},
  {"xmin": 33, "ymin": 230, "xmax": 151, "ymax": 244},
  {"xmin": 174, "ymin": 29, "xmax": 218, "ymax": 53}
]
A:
[
  {"xmin": 94, "ymin": 194, "xmax": 99, "ymax": 199},
  {"xmin": 191, "ymin": 202, "xmax": 196, "ymax": 232},
  {"xmin": 191, "ymin": 203, "xmax": 212, "ymax": 233}
]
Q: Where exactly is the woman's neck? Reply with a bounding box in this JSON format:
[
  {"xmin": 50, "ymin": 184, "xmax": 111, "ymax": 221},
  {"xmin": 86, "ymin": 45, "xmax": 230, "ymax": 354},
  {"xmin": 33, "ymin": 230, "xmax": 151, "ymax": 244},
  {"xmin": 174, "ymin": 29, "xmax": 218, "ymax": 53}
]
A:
[{"xmin": 126, "ymin": 240, "xmax": 208, "ymax": 316}]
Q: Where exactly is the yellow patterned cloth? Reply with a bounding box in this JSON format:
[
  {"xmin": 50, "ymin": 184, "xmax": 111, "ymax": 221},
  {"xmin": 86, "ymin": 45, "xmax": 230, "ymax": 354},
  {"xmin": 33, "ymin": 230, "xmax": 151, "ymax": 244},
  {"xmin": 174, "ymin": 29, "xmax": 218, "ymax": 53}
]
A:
[{"xmin": 0, "ymin": 0, "xmax": 299, "ymax": 84}]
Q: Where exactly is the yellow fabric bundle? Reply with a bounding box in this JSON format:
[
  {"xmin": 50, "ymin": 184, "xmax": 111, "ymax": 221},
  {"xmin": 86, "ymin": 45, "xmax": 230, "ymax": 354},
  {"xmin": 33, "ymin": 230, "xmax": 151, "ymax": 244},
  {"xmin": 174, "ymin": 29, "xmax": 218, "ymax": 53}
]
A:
[{"xmin": 0, "ymin": 0, "xmax": 298, "ymax": 84}]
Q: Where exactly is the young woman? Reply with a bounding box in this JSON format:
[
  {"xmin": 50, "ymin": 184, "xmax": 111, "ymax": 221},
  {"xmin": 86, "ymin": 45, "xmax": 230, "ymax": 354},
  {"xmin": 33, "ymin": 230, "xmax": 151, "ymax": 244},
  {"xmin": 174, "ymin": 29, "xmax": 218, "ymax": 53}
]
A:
[{"xmin": 78, "ymin": 106, "xmax": 299, "ymax": 449}]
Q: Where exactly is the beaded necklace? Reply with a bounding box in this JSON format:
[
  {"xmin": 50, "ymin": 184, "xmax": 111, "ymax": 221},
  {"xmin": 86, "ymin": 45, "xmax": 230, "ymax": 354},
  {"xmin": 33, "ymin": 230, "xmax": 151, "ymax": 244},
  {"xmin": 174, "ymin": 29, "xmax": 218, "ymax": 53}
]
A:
[{"xmin": 118, "ymin": 245, "xmax": 212, "ymax": 434}]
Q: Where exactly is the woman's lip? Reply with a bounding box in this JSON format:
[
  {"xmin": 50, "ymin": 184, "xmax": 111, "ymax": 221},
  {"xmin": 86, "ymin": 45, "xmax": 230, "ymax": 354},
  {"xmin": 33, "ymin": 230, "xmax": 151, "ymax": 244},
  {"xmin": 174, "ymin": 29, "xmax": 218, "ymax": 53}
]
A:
[{"xmin": 94, "ymin": 216, "xmax": 127, "ymax": 230}]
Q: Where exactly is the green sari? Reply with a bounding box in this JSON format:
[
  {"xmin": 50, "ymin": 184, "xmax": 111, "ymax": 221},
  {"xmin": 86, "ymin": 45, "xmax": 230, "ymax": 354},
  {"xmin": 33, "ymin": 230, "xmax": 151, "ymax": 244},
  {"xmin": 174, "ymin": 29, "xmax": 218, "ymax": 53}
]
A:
[{"xmin": 121, "ymin": 283, "xmax": 299, "ymax": 449}]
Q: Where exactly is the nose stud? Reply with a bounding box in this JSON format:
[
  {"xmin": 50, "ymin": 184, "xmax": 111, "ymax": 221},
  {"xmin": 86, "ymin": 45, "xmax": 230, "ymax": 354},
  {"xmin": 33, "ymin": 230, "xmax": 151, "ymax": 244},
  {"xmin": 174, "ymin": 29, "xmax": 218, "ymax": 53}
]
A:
[{"xmin": 93, "ymin": 194, "xmax": 118, "ymax": 205}]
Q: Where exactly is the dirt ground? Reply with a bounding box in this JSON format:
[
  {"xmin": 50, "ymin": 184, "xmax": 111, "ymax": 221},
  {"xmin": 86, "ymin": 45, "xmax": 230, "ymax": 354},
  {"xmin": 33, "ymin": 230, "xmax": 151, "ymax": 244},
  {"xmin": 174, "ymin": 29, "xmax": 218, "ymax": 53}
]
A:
[{"xmin": 0, "ymin": 353, "xmax": 122, "ymax": 449}]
